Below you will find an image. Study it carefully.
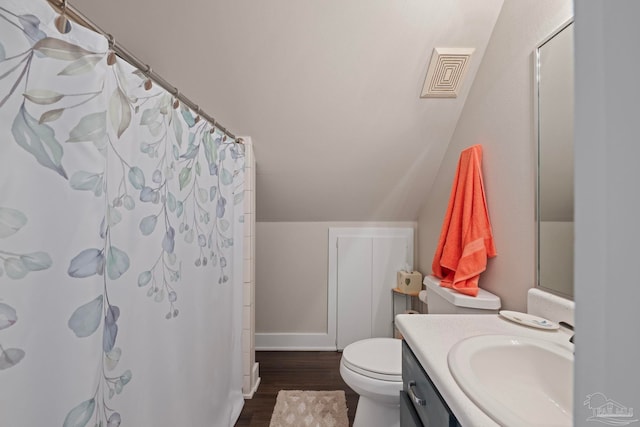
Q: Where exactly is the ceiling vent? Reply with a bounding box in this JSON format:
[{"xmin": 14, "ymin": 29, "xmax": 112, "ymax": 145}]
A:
[{"xmin": 421, "ymin": 47, "xmax": 475, "ymax": 98}]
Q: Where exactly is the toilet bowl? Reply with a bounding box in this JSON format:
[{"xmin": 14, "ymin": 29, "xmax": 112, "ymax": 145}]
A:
[{"xmin": 340, "ymin": 338, "xmax": 402, "ymax": 427}]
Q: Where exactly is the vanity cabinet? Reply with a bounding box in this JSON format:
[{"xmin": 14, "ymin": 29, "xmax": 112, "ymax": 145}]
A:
[{"xmin": 401, "ymin": 341, "xmax": 461, "ymax": 427}]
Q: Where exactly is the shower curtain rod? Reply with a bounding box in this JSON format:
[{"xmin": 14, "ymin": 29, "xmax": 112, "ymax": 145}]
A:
[{"xmin": 46, "ymin": 0, "xmax": 238, "ymax": 141}]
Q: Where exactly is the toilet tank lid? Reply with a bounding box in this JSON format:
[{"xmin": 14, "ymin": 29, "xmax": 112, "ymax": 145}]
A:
[{"xmin": 423, "ymin": 275, "xmax": 501, "ymax": 310}]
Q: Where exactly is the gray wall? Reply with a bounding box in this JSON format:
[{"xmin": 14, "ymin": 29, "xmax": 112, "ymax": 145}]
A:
[
  {"xmin": 256, "ymin": 221, "xmax": 417, "ymax": 334},
  {"xmin": 574, "ymin": 0, "xmax": 640, "ymax": 423},
  {"xmin": 416, "ymin": 0, "xmax": 573, "ymax": 311}
]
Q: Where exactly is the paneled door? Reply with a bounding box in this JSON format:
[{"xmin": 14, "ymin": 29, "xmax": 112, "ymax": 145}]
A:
[{"xmin": 332, "ymin": 228, "xmax": 413, "ymax": 350}]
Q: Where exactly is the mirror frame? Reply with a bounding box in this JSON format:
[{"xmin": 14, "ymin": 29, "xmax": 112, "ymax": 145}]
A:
[{"xmin": 534, "ymin": 18, "xmax": 574, "ymax": 299}]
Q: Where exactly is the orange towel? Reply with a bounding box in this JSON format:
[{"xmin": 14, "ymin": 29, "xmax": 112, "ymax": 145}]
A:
[{"xmin": 431, "ymin": 145, "xmax": 496, "ymax": 296}]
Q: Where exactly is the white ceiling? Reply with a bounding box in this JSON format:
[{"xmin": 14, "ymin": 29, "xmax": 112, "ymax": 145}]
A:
[{"xmin": 72, "ymin": 0, "xmax": 504, "ymax": 221}]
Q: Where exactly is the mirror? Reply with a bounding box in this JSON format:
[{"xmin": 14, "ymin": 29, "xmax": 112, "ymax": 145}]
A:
[{"xmin": 536, "ymin": 21, "xmax": 574, "ymax": 298}]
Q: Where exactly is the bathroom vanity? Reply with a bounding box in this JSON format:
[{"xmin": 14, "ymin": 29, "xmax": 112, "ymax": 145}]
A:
[{"xmin": 396, "ymin": 313, "xmax": 574, "ymax": 427}]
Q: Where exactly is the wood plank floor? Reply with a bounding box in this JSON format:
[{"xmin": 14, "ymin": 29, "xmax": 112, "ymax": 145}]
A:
[{"xmin": 235, "ymin": 351, "xmax": 359, "ymax": 427}]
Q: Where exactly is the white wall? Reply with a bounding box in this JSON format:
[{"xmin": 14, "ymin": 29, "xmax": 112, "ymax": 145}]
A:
[
  {"xmin": 416, "ymin": 0, "xmax": 573, "ymax": 311},
  {"xmin": 574, "ymin": 0, "xmax": 640, "ymax": 423},
  {"xmin": 239, "ymin": 139, "xmax": 259, "ymax": 398},
  {"xmin": 255, "ymin": 221, "xmax": 416, "ymax": 349}
]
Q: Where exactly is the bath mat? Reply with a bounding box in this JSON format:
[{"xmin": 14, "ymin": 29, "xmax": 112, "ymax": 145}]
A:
[{"xmin": 269, "ymin": 390, "xmax": 349, "ymax": 427}]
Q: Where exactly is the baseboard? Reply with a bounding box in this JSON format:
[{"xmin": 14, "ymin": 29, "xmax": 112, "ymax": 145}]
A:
[
  {"xmin": 243, "ymin": 376, "xmax": 261, "ymax": 399},
  {"xmin": 255, "ymin": 332, "xmax": 337, "ymax": 351}
]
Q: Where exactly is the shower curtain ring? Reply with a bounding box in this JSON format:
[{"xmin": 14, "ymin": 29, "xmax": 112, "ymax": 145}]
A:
[
  {"xmin": 209, "ymin": 120, "xmax": 217, "ymax": 134},
  {"xmin": 172, "ymin": 89, "xmax": 180, "ymax": 109},
  {"xmin": 194, "ymin": 106, "xmax": 201, "ymax": 124},
  {"xmin": 106, "ymin": 34, "xmax": 118, "ymax": 65},
  {"xmin": 55, "ymin": 0, "xmax": 71, "ymax": 34},
  {"xmin": 143, "ymin": 65, "xmax": 153, "ymax": 90}
]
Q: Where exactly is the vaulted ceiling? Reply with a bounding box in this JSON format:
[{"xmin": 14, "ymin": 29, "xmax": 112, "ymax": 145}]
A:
[{"xmin": 72, "ymin": 0, "xmax": 504, "ymax": 221}]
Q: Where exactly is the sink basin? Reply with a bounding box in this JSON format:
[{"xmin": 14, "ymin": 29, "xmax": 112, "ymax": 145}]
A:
[{"xmin": 448, "ymin": 334, "xmax": 573, "ymax": 427}]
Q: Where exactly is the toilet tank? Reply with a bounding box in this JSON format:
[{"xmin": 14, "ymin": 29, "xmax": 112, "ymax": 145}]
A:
[{"xmin": 423, "ymin": 275, "xmax": 501, "ymax": 314}]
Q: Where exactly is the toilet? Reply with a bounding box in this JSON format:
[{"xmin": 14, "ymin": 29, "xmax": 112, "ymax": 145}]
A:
[{"xmin": 339, "ymin": 275, "xmax": 501, "ymax": 427}]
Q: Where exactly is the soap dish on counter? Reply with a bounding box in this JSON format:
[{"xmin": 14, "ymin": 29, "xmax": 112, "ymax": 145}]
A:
[{"xmin": 499, "ymin": 310, "xmax": 559, "ymax": 330}]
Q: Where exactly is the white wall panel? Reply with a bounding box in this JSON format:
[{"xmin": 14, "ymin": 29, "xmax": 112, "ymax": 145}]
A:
[
  {"xmin": 371, "ymin": 236, "xmax": 411, "ymax": 338},
  {"xmin": 337, "ymin": 237, "xmax": 373, "ymax": 350},
  {"xmin": 332, "ymin": 228, "xmax": 413, "ymax": 350}
]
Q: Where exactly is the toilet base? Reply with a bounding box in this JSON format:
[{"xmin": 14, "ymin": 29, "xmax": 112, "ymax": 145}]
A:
[{"xmin": 353, "ymin": 395, "xmax": 400, "ymax": 427}]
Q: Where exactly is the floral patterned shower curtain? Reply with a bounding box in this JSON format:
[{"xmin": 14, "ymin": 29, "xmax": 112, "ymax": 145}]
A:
[{"xmin": 0, "ymin": 0, "xmax": 245, "ymax": 425}]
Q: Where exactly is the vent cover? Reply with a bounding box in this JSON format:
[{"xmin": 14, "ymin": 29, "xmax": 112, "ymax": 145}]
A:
[{"xmin": 421, "ymin": 48, "xmax": 475, "ymax": 98}]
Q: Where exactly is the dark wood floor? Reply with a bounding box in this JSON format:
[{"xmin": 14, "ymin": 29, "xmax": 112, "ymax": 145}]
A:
[{"xmin": 235, "ymin": 351, "xmax": 359, "ymax": 427}]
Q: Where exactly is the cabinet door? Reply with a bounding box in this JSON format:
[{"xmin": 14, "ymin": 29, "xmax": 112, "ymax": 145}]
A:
[
  {"xmin": 336, "ymin": 236, "xmax": 372, "ymax": 350},
  {"xmin": 333, "ymin": 228, "xmax": 413, "ymax": 350},
  {"xmin": 402, "ymin": 341, "xmax": 460, "ymax": 427},
  {"xmin": 400, "ymin": 391, "xmax": 424, "ymax": 427},
  {"xmin": 372, "ymin": 236, "xmax": 410, "ymax": 338}
]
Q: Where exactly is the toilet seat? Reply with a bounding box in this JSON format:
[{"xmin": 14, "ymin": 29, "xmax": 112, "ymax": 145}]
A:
[{"xmin": 341, "ymin": 338, "xmax": 402, "ymax": 382}]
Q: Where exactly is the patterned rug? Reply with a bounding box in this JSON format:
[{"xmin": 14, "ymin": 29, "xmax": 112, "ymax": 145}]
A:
[{"xmin": 269, "ymin": 390, "xmax": 349, "ymax": 427}]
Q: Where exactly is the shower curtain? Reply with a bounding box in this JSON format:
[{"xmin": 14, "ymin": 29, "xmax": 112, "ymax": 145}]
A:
[{"xmin": 0, "ymin": 0, "xmax": 245, "ymax": 425}]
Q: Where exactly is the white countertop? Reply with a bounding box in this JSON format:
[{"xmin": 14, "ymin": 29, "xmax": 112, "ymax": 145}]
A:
[{"xmin": 395, "ymin": 313, "xmax": 574, "ymax": 427}]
